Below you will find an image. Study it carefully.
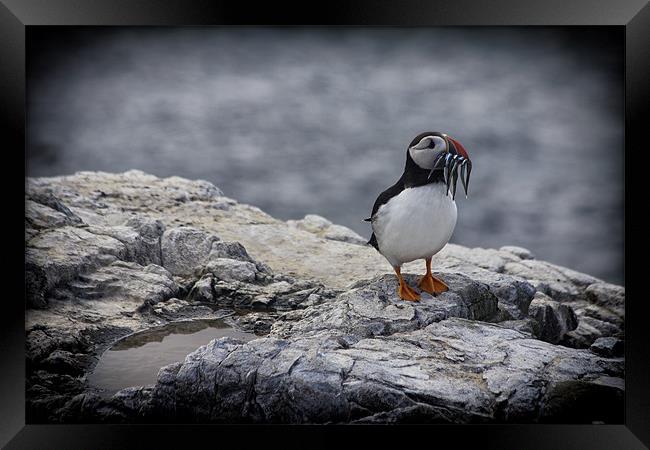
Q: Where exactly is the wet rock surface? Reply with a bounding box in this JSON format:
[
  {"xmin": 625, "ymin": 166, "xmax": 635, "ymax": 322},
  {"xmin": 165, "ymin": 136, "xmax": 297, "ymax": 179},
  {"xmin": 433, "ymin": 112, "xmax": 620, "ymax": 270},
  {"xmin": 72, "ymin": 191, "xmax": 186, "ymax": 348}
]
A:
[{"xmin": 25, "ymin": 171, "xmax": 625, "ymax": 423}]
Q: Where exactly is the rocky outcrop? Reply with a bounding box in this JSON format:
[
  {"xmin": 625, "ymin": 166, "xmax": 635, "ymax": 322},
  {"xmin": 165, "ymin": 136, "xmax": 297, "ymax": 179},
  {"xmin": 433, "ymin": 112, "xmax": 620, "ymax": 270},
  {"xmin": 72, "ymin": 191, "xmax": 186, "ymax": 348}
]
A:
[
  {"xmin": 590, "ymin": 337, "xmax": 624, "ymax": 358},
  {"xmin": 25, "ymin": 170, "xmax": 625, "ymax": 424},
  {"xmin": 287, "ymin": 214, "xmax": 367, "ymax": 245},
  {"xmin": 527, "ymin": 292, "xmax": 579, "ymax": 344}
]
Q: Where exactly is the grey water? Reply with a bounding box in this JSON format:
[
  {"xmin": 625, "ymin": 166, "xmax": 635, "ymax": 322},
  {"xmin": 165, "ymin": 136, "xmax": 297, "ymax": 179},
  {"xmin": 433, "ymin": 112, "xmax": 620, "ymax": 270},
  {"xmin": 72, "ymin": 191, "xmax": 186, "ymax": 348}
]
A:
[
  {"xmin": 27, "ymin": 27, "xmax": 624, "ymax": 284},
  {"xmin": 87, "ymin": 318, "xmax": 256, "ymax": 395}
]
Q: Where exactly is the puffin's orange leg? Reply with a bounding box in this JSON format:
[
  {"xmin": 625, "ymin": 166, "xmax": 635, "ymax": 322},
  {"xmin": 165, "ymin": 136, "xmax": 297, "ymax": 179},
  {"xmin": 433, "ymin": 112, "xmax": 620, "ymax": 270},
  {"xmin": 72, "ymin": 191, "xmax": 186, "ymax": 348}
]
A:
[
  {"xmin": 418, "ymin": 257, "xmax": 449, "ymax": 296},
  {"xmin": 394, "ymin": 266, "xmax": 421, "ymax": 301}
]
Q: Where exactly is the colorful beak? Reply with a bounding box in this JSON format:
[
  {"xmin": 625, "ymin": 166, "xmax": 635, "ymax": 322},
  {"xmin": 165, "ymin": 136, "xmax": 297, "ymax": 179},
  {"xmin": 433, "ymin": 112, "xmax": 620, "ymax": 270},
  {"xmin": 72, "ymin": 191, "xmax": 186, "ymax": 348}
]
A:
[
  {"xmin": 442, "ymin": 135, "xmax": 472, "ymax": 199},
  {"xmin": 446, "ymin": 135, "xmax": 470, "ymax": 161}
]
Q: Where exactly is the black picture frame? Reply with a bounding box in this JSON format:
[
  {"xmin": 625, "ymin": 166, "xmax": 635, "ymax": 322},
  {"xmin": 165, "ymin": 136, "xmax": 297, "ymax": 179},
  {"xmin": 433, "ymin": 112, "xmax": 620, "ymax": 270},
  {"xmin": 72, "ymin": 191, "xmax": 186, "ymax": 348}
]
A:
[{"xmin": 2, "ymin": 1, "xmax": 648, "ymax": 448}]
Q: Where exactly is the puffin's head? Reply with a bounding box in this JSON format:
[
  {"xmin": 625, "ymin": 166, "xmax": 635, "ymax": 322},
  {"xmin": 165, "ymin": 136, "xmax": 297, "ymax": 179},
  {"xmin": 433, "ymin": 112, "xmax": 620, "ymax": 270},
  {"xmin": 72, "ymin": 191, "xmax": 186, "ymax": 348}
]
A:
[{"xmin": 407, "ymin": 131, "xmax": 472, "ymax": 198}]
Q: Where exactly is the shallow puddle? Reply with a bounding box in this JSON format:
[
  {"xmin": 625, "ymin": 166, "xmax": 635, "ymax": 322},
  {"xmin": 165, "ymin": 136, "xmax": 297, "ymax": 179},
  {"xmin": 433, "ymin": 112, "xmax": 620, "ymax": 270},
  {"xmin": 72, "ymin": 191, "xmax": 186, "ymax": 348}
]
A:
[{"xmin": 87, "ymin": 317, "xmax": 256, "ymax": 395}]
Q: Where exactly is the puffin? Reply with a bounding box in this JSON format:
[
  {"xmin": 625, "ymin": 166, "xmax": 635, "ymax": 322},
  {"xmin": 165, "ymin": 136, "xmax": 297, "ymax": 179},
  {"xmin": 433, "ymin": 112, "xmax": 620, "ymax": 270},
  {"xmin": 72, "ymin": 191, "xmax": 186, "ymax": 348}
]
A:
[{"xmin": 366, "ymin": 132, "xmax": 472, "ymax": 301}]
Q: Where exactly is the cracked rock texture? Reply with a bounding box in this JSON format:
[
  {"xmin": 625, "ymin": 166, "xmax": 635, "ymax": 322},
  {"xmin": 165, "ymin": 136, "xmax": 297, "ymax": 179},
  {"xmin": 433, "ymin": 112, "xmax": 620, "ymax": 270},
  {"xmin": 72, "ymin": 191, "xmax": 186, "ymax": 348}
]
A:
[{"xmin": 25, "ymin": 170, "xmax": 625, "ymax": 424}]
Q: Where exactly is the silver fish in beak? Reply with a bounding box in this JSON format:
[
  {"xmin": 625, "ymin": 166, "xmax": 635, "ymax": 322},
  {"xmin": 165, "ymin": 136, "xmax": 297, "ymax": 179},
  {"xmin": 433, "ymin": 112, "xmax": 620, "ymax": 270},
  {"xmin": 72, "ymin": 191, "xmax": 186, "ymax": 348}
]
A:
[
  {"xmin": 443, "ymin": 134, "xmax": 472, "ymax": 199},
  {"xmin": 425, "ymin": 134, "xmax": 472, "ymax": 199}
]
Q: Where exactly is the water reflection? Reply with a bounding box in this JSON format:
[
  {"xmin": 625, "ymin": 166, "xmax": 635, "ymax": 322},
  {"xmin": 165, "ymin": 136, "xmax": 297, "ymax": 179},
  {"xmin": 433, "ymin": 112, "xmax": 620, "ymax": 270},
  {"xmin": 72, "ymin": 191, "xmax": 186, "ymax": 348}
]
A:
[{"xmin": 88, "ymin": 318, "xmax": 256, "ymax": 394}]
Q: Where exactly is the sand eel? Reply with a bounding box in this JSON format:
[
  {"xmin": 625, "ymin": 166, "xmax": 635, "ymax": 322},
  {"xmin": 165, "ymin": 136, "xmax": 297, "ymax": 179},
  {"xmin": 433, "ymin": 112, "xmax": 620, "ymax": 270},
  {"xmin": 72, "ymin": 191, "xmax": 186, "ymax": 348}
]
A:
[{"xmin": 366, "ymin": 132, "xmax": 472, "ymax": 301}]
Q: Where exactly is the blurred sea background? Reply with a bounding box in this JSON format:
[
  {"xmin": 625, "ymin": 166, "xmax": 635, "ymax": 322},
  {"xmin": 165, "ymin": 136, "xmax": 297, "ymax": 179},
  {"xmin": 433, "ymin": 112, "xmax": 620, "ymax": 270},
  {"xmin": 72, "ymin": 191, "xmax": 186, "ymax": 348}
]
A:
[{"xmin": 27, "ymin": 27, "xmax": 624, "ymax": 285}]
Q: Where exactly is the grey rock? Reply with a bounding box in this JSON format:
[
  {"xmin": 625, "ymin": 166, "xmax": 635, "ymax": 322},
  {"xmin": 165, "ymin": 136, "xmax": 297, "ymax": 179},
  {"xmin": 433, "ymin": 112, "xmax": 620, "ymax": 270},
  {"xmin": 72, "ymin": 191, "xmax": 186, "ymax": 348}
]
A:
[
  {"xmin": 206, "ymin": 258, "xmax": 258, "ymax": 283},
  {"xmin": 562, "ymin": 320, "xmax": 605, "ymax": 349},
  {"xmin": 499, "ymin": 245, "xmax": 535, "ymax": 260},
  {"xmin": 208, "ymin": 240, "xmax": 273, "ymax": 282},
  {"xmin": 151, "ymin": 298, "xmax": 191, "ymax": 315},
  {"xmin": 498, "ymin": 319, "xmax": 537, "ymax": 336},
  {"xmin": 209, "ymin": 240, "xmax": 254, "ymax": 263},
  {"xmin": 298, "ymin": 293, "xmax": 325, "ymax": 309},
  {"xmin": 272, "ymin": 272, "xmax": 498, "ymax": 339},
  {"xmin": 504, "ymin": 260, "xmax": 581, "ymax": 302},
  {"xmin": 478, "ymin": 272, "xmax": 536, "ymax": 320},
  {"xmin": 24, "ymin": 171, "xmax": 625, "ymax": 424},
  {"xmin": 432, "ymin": 249, "xmax": 537, "ymax": 320},
  {"xmin": 210, "ymin": 197, "xmax": 238, "ymax": 210},
  {"xmin": 40, "ymin": 350, "xmax": 96, "ymax": 377},
  {"xmin": 84, "ymin": 222, "xmax": 163, "ymax": 267},
  {"xmin": 265, "ymin": 281, "xmax": 294, "ymax": 295},
  {"xmin": 25, "ymin": 201, "xmax": 169, "ymax": 307},
  {"xmin": 502, "ymin": 258, "xmax": 609, "ymax": 306},
  {"xmin": 163, "ymin": 176, "xmax": 224, "ymax": 201},
  {"xmin": 124, "ymin": 217, "xmax": 166, "ymax": 265},
  {"xmin": 195, "ymin": 275, "xmax": 336, "ymax": 312},
  {"xmin": 112, "ymin": 318, "xmax": 624, "ymax": 424},
  {"xmin": 287, "ymin": 214, "xmax": 367, "ymax": 245},
  {"xmin": 58, "ymin": 387, "xmax": 155, "ymax": 423},
  {"xmin": 589, "ymin": 337, "xmax": 624, "ymax": 358},
  {"xmin": 229, "ymin": 311, "xmax": 279, "ymax": 335},
  {"xmin": 537, "ymin": 380, "xmax": 623, "ymax": 423},
  {"xmin": 25, "ymin": 267, "xmax": 49, "ymax": 309},
  {"xmin": 580, "ymin": 316, "xmax": 622, "ymax": 337},
  {"xmin": 26, "ymin": 199, "xmax": 82, "ymax": 230},
  {"xmin": 287, "ymin": 214, "xmax": 332, "ymax": 233},
  {"xmin": 26, "ymin": 190, "xmax": 83, "ymax": 226},
  {"xmin": 26, "ymin": 258, "xmax": 181, "ymax": 368},
  {"xmin": 251, "ymin": 296, "xmax": 271, "ymax": 308},
  {"xmin": 188, "ymin": 274, "xmax": 214, "ymax": 302},
  {"xmin": 528, "ymin": 292, "xmax": 578, "ymax": 344},
  {"xmin": 324, "ymin": 224, "xmax": 368, "ymax": 245},
  {"xmin": 576, "ymin": 302, "xmax": 624, "ymax": 327},
  {"xmin": 442, "ymin": 244, "xmax": 520, "ymax": 272},
  {"xmin": 585, "ymin": 283, "xmax": 625, "ymax": 309},
  {"xmin": 26, "ymin": 329, "xmax": 90, "ymax": 366},
  {"xmin": 26, "ymin": 226, "xmax": 127, "ymax": 308},
  {"xmin": 160, "ymin": 227, "xmax": 219, "ymax": 277},
  {"xmin": 65, "ymin": 260, "xmax": 179, "ymax": 306},
  {"xmin": 561, "ymin": 299, "xmax": 624, "ymax": 349}
]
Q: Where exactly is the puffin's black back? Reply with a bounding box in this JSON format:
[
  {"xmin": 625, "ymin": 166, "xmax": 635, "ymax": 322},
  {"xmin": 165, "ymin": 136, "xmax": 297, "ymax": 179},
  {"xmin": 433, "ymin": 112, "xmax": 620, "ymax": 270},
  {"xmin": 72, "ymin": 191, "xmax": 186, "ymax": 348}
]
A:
[{"xmin": 367, "ymin": 138, "xmax": 446, "ymax": 249}]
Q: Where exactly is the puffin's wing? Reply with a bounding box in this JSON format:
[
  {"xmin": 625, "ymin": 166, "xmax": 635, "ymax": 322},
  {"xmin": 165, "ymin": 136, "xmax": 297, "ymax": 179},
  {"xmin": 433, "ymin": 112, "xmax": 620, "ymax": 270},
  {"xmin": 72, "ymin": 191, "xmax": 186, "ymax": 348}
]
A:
[
  {"xmin": 368, "ymin": 232, "xmax": 379, "ymax": 249},
  {"xmin": 368, "ymin": 180, "xmax": 405, "ymax": 221},
  {"xmin": 366, "ymin": 180, "xmax": 404, "ymax": 249}
]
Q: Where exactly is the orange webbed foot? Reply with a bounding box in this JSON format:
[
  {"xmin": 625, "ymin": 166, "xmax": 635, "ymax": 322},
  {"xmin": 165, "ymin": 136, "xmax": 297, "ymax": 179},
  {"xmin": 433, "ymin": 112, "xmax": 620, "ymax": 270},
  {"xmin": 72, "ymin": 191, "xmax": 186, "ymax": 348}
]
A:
[
  {"xmin": 393, "ymin": 266, "xmax": 421, "ymax": 302},
  {"xmin": 419, "ymin": 257, "xmax": 449, "ymax": 296},
  {"xmin": 418, "ymin": 273, "xmax": 449, "ymax": 296},
  {"xmin": 398, "ymin": 282, "xmax": 421, "ymax": 301}
]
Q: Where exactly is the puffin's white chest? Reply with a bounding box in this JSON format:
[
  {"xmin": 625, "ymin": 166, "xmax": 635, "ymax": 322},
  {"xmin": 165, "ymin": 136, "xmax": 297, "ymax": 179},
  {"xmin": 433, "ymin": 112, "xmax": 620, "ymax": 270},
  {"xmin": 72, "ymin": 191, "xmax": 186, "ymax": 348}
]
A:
[{"xmin": 372, "ymin": 183, "xmax": 457, "ymax": 267}]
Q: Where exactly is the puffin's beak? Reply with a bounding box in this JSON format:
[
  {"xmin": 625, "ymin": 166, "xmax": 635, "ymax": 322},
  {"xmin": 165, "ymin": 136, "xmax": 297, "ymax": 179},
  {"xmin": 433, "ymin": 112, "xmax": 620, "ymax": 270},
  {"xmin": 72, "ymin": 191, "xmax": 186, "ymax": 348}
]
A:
[
  {"xmin": 439, "ymin": 135, "xmax": 472, "ymax": 199},
  {"xmin": 446, "ymin": 136, "xmax": 470, "ymax": 160}
]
